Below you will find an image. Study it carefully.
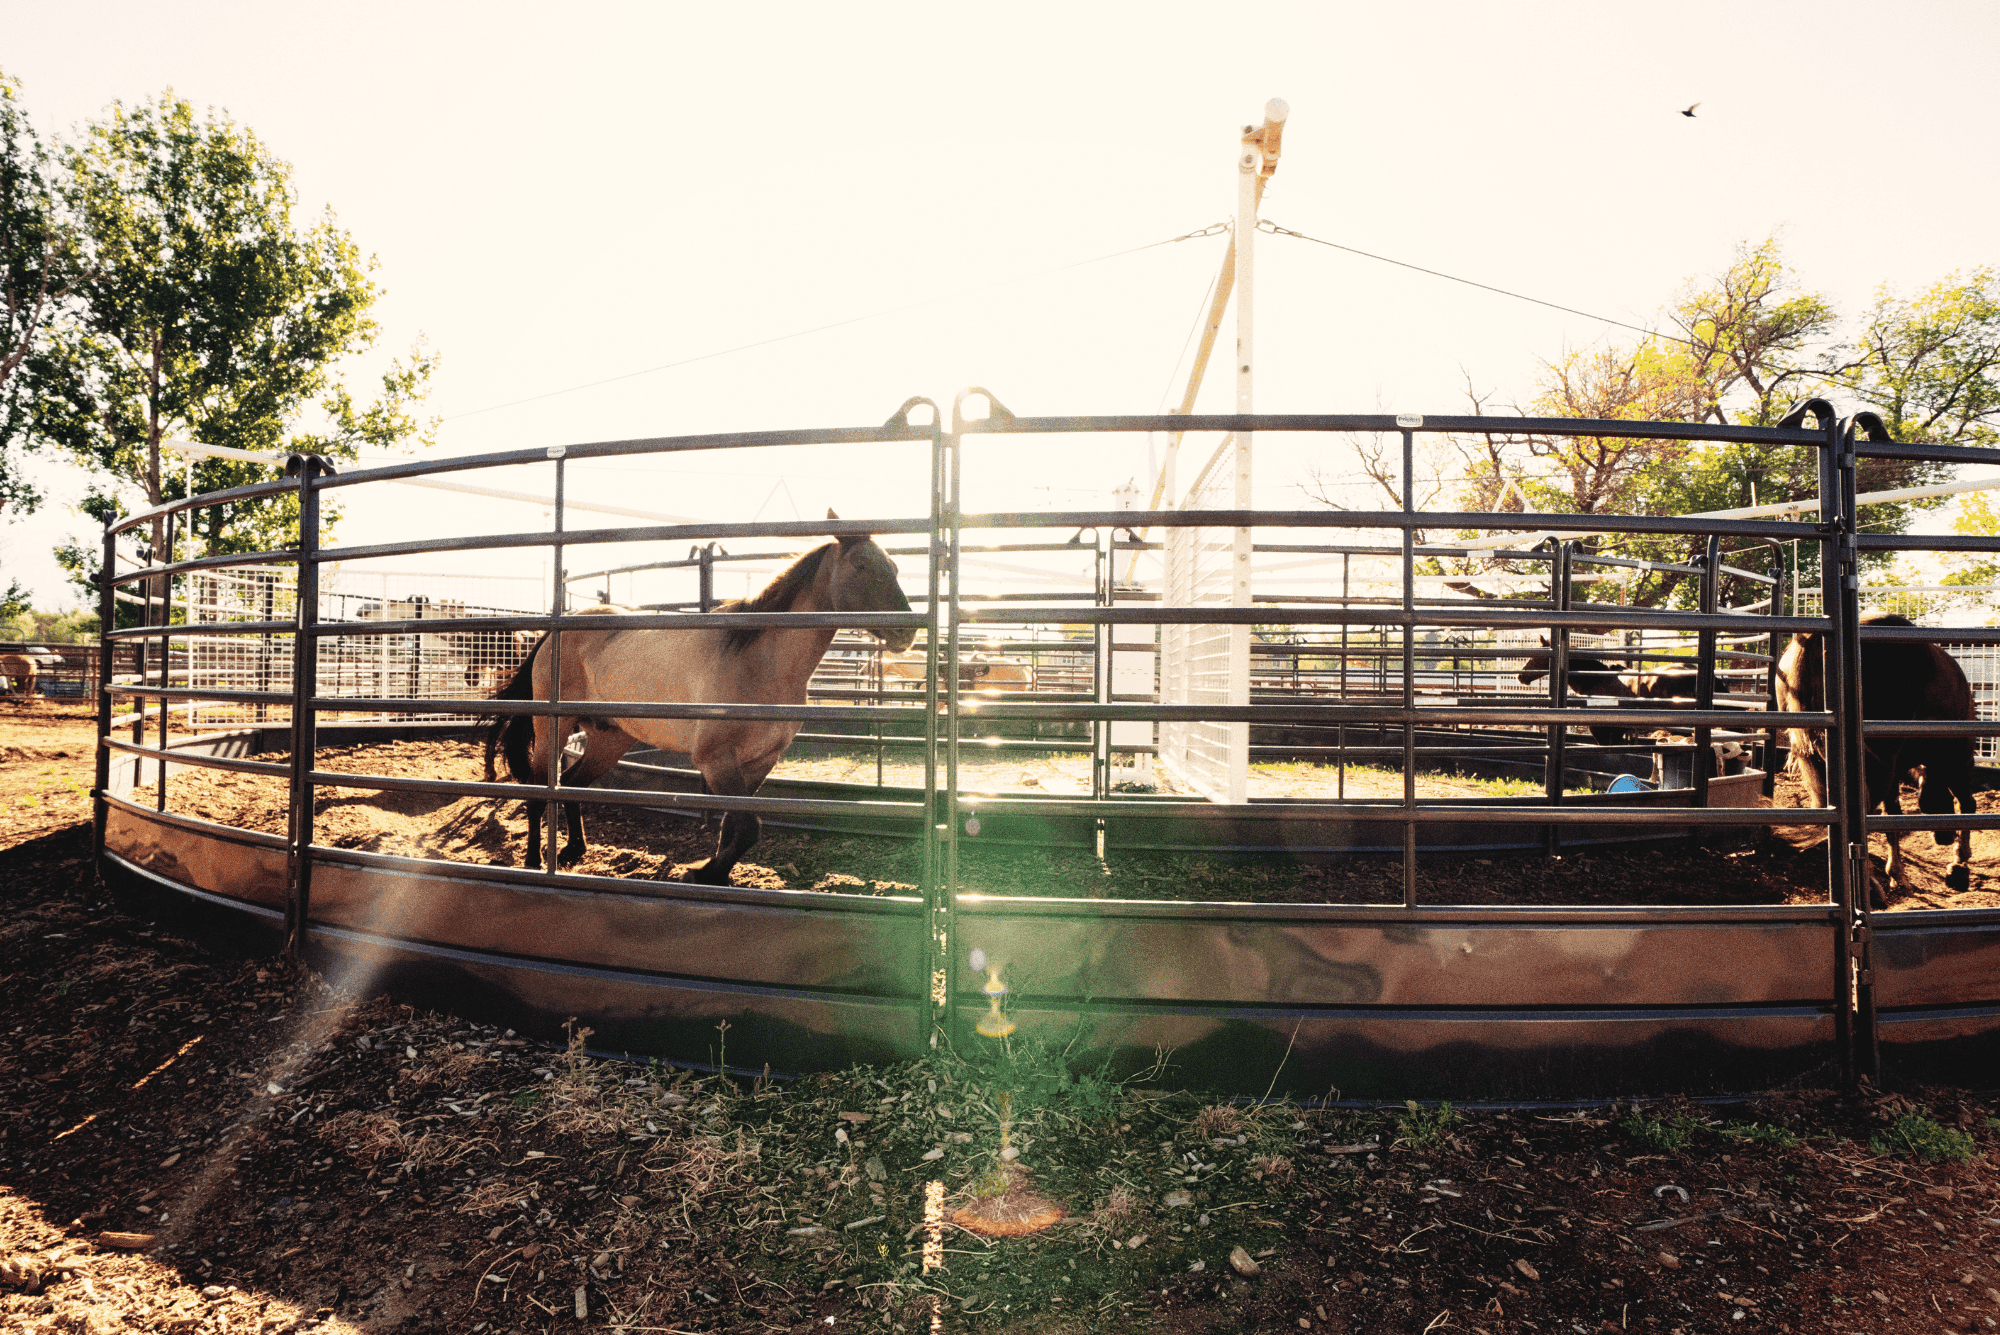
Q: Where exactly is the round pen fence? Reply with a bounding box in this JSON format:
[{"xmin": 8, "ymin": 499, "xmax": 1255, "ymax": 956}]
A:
[{"xmin": 90, "ymin": 396, "xmax": 2000, "ymax": 1101}]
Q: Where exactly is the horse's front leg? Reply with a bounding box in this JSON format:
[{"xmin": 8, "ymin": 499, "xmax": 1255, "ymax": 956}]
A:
[{"xmin": 684, "ymin": 753, "xmax": 764, "ymax": 886}]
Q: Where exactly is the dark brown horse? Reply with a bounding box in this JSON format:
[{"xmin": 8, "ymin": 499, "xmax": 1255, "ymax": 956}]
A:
[
  {"xmin": 1776, "ymin": 612, "xmax": 1977, "ymax": 905},
  {"xmin": 1516, "ymin": 641, "xmax": 1640, "ymax": 745},
  {"xmin": 487, "ymin": 517, "xmax": 915, "ymax": 883}
]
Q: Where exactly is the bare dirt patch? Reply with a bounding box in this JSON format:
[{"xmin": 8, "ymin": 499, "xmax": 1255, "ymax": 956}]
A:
[{"xmin": 4, "ymin": 719, "xmax": 2000, "ymax": 1333}]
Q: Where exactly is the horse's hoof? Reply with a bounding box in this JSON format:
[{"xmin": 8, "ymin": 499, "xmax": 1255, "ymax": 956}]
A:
[
  {"xmin": 557, "ymin": 849, "xmax": 585, "ymax": 870},
  {"xmin": 682, "ymin": 862, "xmax": 728, "ymax": 886},
  {"xmin": 1948, "ymin": 864, "xmax": 1972, "ymax": 894}
]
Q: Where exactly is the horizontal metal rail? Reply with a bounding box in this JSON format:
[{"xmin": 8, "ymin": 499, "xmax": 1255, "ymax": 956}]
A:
[
  {"xmin": 102, "ymin": 737, "xmax": 292, "ymax": 780},
  {"xmin": 1870, "ymin": 812, "xmax": 2000, "ymax": 832},
  {"xmin": 960, "ymin": 607, "xmax": 1825, "ymax": 635},
  {"xmin": 949, "ymin": 797, "xmax": 1834, "ymax": 826},
  {"xmin": 958, "ymin": 506, "xmax": 1825, "ymax": 542},
  {"xmin": 1864, "ymin": 720, "xmax": 2000, "ymax": 738},
  {"xmin": 309, "ymin": 767, "xmax": 924, "ymax": 819},
  {"xmin": 956, "ymin": 702, "xmax": 1828, "ymax": 728},
  {"xmin": 103, "ymin": 620, "xmax": 297, "ymax": 641},
  {"xmin": 318, "ymin": 515, "xmax": 937, "ymax": 565},
  {"xmin": 301, "ymin": 610, "xmax": 929, "ymax": 638},
  {"xmin": 108, "ymin": 684, "xmax": 294, "ymax": 706},
  {"xmin": 959, "ymin": 410, "xmax": 1830, "ymax": 447},
  {"xmin": 305, "ymin": 841, "xmax": 922, "ymax": 911}
]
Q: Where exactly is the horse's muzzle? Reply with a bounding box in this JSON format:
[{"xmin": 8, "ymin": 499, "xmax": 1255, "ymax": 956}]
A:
[{"xmin": 877, "ymin": 627, "xmax": 918, "ymax": 653}]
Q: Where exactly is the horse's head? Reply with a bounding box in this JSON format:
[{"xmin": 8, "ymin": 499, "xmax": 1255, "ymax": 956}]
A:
[
  {"xmin": 1517, "ymin": 636, "xmax": 1552, "ymax": 686},
  {"xmin": 827, "ymin": 512, "xmax": 915, "ymax": 652}
]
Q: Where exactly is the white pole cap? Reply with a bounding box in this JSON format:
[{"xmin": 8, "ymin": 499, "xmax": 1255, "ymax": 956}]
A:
[{"xmin": 1264, "ymin": 97, "xmax": 1290, "ymax": 124}]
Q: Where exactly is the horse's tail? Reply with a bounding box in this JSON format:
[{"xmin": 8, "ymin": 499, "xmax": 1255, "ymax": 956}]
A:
[{"xmin": 485, "ymin": 635, "xmax": 546, "ymax": 782}]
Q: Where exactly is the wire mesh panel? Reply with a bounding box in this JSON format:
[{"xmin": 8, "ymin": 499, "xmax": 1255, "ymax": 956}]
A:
[
  {"xmin": 187, "ymin": 566, "xmax": 298, "ymax": 729},
  {"xmin": 318, "ymin": 567, "xmax": 546, "ymax": 722},
  {"xmin": 1159, "ymin": 442, "xmax": 1248, "ymax": 803},
  {"xmin": 186, "ymin": 565, "xmax": 546, "ymax": 727}
]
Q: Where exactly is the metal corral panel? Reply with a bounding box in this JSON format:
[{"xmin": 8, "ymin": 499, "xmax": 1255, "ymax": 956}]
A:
[
  {"xmin": 305, "ymin": 857, "xmax": 922, "ymax": 996},
  {"xmin": 1868, "ymin": 908, "xmax": 2000, "ymax": 1085},
  {"xmin": 295, "ymin": 925, "xmax": 926, "ymax": 1073},
  {"xmin": 949, "ymin": 898, "xmax": 1838, "ymax": 1099},
  {"xmin": 102, "ymin": 804, "xmax": 930, "ymax": 1075},
  {"xmin": 957, "ymin": 1001, "xmax": 1834, "ymax": 1102},
  {"xmin": 104, "ymin": 800, "xmax": 290, "ymax": 905}
]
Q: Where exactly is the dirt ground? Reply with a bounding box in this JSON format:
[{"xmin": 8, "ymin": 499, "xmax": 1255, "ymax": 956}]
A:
[{"xmin": 7, "ymin": 697, "xmax": 2000, "ymax": 1335}]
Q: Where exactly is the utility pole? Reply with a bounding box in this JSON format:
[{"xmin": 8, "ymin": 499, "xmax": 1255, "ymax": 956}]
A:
[
  {"xmin": 1127, "ymin": 98, "xmax": 1287, "ymax": 579},
  {"xmin": 1224, "ymin": 99, "xmax": 1287, "ymax": 803}
]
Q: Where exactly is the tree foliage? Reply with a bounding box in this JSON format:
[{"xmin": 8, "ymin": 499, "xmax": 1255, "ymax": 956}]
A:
[
  {"xmin": 17, "ymin": 88, "xmax": 433, "ymax": 585},
  {"xmin": 0, "ymin": 68, "xmax": 73, "ymax": 519},
  {"xmin": 1325, "ymin": 237, "xmax": 1995, "ymax": 608}
]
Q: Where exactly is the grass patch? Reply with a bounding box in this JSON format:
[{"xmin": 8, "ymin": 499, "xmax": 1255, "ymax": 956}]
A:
[
  {"xmin": 706, "ymin": 1049, "xmax": 1341, "ymax": 1327},
  {"xmin": 1394, "ymin": 1099, "xmax": 1459, "ymax": 1149},
  {"xmin": 1718, "ymin": 1120, "xmax": 1799, "ymax": 1148},
  {"xmin": 1870, "ymin": 1113, "xmax": 1976, "ymax": 1163},
  {"xmin": 1619, "ymin": 1109, "xmax": 1707, "ymax": 1153}
]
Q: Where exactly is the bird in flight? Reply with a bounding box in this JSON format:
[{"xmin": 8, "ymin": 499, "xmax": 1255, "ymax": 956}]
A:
[{"xmin": 1681, "ymin": 102, "xmax": 1701, "ymax": 118}]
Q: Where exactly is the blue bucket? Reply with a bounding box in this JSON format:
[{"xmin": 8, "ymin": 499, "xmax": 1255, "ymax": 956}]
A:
[{"xmin": 1606, "ymin": 774, "xmax": 1655, "ymax": 794}]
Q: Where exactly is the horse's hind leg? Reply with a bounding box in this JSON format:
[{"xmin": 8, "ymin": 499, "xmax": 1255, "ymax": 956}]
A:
[
  {"xmin": 552, "ymin": 722, "xmax": 636, "ymax": 870},
  {"xmin": 1924, "ymin": 756, "xmax": 1976, "ymax": 894}
]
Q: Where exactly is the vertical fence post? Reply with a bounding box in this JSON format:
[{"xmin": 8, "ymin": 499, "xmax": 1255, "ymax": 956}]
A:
[
  {"xmin": 1692, "ymin": 534, "xmax": 1719, "ymax": 813},
  {"xmin": 944, "ymin": 402, "xmax": 967, "ymax": 933},
  {"xmin": 1401, "ymin": 427, "xmax": 1417, "ymax": 907},
  {"xmin": 1831, "ymin": 415, "xmax": 1877, "ymax": 1081},
  {"xmin": 1093, "ymin": 524, "xmax": 1112, "ymax": 807},
  {"xmin": 1545, "ymin": 541, "xmax": 1571, "ymax": 859},
  {"xmin": 156, "ymin": 509, "xmax": 176, "ymax": 810},
  {"xmin": 888, "ymin": 399, "xmax": 949, "ymax": 1052},
  {"xmin": 283, "ymin": 454, "xmax": 331, "ymax": 961},
  {"xmin": 92, "ymin": 525, "xmax": 118, "ymax": 869},
  {"xmin": 1762, "ymin": 537, "xmax": 1786, "ymax": 797},
  {"xmin": 544, "ymin": 450, "xmax": 566, "ymax": 877},
  {"xmin": 1805, "ymin": 403, "xmax": 1867, "ymax": 1082}
]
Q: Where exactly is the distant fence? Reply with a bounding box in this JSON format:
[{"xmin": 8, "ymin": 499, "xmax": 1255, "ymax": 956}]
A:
[{"xmin": 0, "ymin": 641, "xmax": 109, "ymax": 700}]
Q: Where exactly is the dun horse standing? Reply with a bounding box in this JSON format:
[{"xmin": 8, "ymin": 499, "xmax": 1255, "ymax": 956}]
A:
[{"xmin": 487, "ymin": 516, "xmax": 915, "ymax": 883}]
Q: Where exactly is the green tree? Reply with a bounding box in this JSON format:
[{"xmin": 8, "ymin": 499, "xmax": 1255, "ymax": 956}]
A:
[
  {"xmin": 0, "ymin": 68, "xmax": 75, "ymax": 519},
  {"xmin": 1413, "ymin": 239, "xmax": 1970, "ymax": 607},
  {"xmin": 1846, "ymin": 269, "xmax": 2000, "ymax": 448},
  {"xmin": 21, "ymin": 88, "xmax": 434, "ymax": 591}
]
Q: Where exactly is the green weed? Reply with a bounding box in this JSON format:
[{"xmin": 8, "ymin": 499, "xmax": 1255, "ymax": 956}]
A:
[
  {"xmin": 1870, "ymin": 1113, "xmax": 1975, "ymax": 1163},
  {"xmin": 1718, "ymin": 1120, "xmax": 1798, "ymax": 1148},
  {"xmin": 1620, "ymin": 1110, "xmax": 1705, "ymax": 1153},
  {"xmin": 961, "ymin": 1033, "xmax": 1122, "ymax": 1126},
  {"xmin": 1395, "ymin": 1099, "xmax": 1459, "ymax": 1148}
]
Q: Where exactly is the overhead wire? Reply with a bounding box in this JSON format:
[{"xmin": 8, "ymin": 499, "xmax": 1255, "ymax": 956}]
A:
[
  {"xmin": 442, "ymin": 222, "xmax": 1230, "ymax": 424},
  {"xmin": 1258, "ymin": 217, "xmax": 1875, "ymax": 401},
  {"xmin": 1257, "ymin": 219, "xmax": 1665, "ymax": 341}
]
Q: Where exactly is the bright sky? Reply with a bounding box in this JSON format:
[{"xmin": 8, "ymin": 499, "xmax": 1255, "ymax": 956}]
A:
[{"xmin": 3, "ymin": 0, "xmax": 1997, "ymax": 610}]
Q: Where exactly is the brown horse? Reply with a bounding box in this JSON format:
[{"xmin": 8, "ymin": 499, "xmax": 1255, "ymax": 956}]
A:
[
  {"xmin": 1776, "ymin": 612, "xmax": 1977, "ymax": 905},
  {"xmin": 0, "ymin": 654, "xmax": 35, "ymax": 696},
  {"xmin": 1516, "ymin": 641, "xmax": 1640, "ymax": 745},
  {"xmin": 488, "ymin": 517, "xmax": 915, "ymax": 882}
]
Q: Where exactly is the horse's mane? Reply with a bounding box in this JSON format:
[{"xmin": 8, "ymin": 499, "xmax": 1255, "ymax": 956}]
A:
[{"xmin": 716, "ymin": 542, "xmax": 834, "ymax": 653}]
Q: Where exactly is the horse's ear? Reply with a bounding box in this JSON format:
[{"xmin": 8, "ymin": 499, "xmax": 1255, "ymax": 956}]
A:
[
  {"xmin": 1539, "ymin": 635, "xmax": 1550, "ymax": 647},
  {"xmin": 830, "ymin": 507, "xmax": 869, "ymax": 548}
]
